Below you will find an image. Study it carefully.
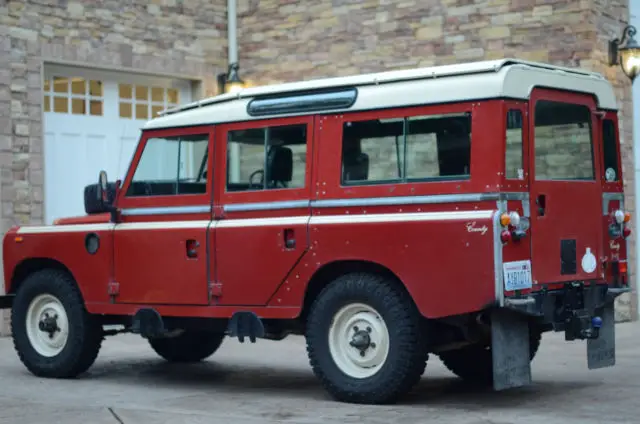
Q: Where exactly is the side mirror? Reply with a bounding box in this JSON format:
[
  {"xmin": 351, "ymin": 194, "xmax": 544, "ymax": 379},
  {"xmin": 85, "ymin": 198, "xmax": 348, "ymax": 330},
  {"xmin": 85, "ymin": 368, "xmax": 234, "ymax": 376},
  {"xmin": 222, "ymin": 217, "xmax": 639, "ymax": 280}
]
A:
[{"xmin": 84, "ymin": 170, "xmax": 117, "ymax": 221}]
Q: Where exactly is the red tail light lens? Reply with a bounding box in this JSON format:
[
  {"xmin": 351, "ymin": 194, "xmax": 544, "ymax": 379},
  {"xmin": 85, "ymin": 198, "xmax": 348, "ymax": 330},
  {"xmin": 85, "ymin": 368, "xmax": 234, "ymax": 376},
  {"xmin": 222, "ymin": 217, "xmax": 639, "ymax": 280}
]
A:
[
  {"xmin": 500, "ymin": 230, "xmax": 512, "ymax": 244},
  {"xmin": 620, "ymin": 261, "xmax": 628, "ymax": 275},
  {"xmin": 623, "ymin": 227, "xmax": 631, "ymax": 239}
]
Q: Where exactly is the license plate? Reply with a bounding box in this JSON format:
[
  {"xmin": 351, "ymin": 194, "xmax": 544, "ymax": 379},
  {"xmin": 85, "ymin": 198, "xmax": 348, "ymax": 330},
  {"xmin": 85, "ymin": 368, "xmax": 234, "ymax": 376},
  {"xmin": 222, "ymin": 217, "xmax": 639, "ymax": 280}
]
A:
[{"xmin": 503, "ymin": 260, "xmax": 533, "ymax": 291}]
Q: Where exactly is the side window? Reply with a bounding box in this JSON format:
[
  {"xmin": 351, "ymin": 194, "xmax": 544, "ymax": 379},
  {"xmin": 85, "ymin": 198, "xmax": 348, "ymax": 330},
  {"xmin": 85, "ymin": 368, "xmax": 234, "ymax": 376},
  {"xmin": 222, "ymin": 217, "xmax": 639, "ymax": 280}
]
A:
[
  {"xmin": 126, "ymin": 134, "xmax": 209, "ymax": 197},
  {"xmin": 602, "ymin": 119, "xmax": 620, "ymax": 182},
  {"xmin": 505, "ymin": 109, "xmax": 524, "ymax": 180},
  {"xmin": 226, "ymin": 123, "xmax": 307, "ymax": 192},
  {"xmin": 534, "ymin": 100, "xmax": 594, "ymax": 180},
  {"xmin": 341, "ymin": 112, "xmax": 471, "ymax": 185}
]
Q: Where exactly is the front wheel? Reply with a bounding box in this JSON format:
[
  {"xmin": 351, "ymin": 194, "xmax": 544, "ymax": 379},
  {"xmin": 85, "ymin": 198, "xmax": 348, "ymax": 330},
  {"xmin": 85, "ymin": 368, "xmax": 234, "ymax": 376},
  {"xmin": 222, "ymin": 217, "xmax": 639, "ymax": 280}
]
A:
[
  {"xmin": 11, "ymin": 269, "xmax": 103, "ymax": 378},
  {"xmin": 305, "ymin": 272, "xmax": 427, "ymax": 404},
  {"xmin": 149, "ymin": 330, "xmax": 225, "ymax": 363}
]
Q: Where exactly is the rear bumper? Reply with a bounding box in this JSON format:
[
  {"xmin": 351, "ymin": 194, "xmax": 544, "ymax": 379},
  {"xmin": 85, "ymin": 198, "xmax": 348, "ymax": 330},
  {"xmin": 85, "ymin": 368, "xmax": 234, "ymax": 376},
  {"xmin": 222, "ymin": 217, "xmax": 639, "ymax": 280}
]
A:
[
  {"xmin": 503, "ymin": 283, "xmax": 629, "ymax": 334},
  {"xmin": 0, "ymin": 295, "xmax": 13, "ymax": 310}
]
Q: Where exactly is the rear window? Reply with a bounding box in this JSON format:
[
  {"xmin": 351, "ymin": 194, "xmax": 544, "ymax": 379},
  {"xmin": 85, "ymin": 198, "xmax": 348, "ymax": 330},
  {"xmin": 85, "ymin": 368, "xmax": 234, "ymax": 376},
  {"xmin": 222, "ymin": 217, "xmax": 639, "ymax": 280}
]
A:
[
  {"xmin": 341, "ymin": 112, "xmax": 472, "ymax": 185},
  {"xmin": 533, "ymin": 100, "xmax": 594, "ymax": 181},
  {"xmin": 602, "ymin": 119, "xmax": 620, "ymax": 182}
]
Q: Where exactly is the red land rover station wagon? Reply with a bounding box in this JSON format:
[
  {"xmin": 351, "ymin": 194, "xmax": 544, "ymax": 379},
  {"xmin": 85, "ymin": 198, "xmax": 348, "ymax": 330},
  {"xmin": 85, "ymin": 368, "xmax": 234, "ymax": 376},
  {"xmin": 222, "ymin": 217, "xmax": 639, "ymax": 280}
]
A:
[{"xmin": 0, "ymin": 59, "xmax": 631, "ymax": 404}]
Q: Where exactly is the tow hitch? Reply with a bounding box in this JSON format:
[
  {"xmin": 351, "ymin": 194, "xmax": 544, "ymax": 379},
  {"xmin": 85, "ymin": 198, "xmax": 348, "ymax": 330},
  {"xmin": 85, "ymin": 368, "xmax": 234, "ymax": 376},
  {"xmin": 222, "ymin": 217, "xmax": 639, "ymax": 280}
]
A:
[{"xmin": 563, "ymin": 282, "xmax": 603, "ymax": 341}]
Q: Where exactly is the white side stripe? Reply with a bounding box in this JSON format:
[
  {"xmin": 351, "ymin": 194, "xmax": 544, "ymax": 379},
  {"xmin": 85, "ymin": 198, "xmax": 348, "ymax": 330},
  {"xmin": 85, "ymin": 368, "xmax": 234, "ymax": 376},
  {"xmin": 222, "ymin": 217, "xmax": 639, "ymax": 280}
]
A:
[
  {"xmin": 309, "ymin": 210, "xmax": 494, "ymax": 225},
  {"xmin": 216, "ymin": 216, "xmax": 310, "ymax": 228},
  {"xmin": 15, "ymin": 210, "xmax": 496, "ymax": 234},
  {"xmin": 116, "ymin": 221, "xmax": 212, "ymax": 231},
  {"xmin": 17, "ymin": 224, "xmax": 116, "ymax": 234}
]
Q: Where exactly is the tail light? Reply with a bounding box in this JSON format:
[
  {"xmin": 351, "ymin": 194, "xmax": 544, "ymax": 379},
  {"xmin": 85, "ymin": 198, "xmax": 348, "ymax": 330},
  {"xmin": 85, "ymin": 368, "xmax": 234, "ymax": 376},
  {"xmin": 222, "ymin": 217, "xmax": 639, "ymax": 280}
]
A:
[
  {"xmin": 611, "ymin": 209, "xmax": 632, "ymax": 239},
  {"xmin": 619, "ymin": 261, "xmax": 628, "ymax": 275},
  {"xmin": 499, "ymin": 211, "xmax": 527, "ymax": 244}
]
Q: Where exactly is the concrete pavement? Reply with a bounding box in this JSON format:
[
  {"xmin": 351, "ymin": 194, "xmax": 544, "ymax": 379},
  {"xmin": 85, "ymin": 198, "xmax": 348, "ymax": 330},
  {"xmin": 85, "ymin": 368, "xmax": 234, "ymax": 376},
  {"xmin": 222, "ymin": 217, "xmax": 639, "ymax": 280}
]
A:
[{"xmin": 0, "ymin": 322, "xmax": 639, "ymax": 423}]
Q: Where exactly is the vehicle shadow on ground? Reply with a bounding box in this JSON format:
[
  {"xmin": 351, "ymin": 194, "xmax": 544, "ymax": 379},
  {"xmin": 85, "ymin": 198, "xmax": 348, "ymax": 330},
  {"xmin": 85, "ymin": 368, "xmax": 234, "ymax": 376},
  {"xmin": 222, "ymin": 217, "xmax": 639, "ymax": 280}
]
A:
[{"xmin": 83, "ymin": 357, "xmax": 600, "ymax": 408}]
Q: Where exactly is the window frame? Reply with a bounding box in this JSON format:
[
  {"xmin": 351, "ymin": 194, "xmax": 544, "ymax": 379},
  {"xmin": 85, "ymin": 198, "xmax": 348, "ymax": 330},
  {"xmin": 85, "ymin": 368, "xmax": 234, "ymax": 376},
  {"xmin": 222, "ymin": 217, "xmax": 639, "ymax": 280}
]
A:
[
  {"xmin": 528, "ymin": 88, "xmax": 601, "ymax": 184},
  {"xmin": 502, "ymin": 101, "xmax": 529, "ymax": 190},
  {"xmin": 217, "ymin": 115, "xmax": 314, "ymax": 208},
  {"xmin": 531, "ymin": 98, "xmax": 597, "ymax": 182},
  {"xmin": 339, "ymin": 111, "xmax": 473, "ymax": 187},
  {"xmin": 116, "ymin": 126, "xmax": 215, "ymax": 210},
  {"xmin": 600, "ymin": 111, "xmax": 623, "ymax": 190}
]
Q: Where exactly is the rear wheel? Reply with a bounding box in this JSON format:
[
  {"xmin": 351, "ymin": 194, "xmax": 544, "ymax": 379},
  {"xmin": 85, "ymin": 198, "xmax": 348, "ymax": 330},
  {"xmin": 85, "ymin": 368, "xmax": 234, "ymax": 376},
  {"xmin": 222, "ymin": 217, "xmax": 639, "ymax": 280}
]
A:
[
  {"xmin": 438, "ymin": 325, "xmax": 542, "ymax": 385},
  {"xmin": 149, "ymin": 330, "xmax": 225, "ymax": 363},
  {"xmin": 305, "ymin": 272, "xmax": 427, "ymax": 404},
  {"xmin": 11, "ymin": 269, "xmax": 103, "ymax": 378}
]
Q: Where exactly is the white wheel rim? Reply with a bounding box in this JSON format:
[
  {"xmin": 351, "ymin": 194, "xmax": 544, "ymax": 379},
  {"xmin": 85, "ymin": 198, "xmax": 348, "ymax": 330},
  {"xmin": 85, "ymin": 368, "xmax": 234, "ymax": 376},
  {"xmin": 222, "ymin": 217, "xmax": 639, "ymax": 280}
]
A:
[
  {"xmin": 25, "ymin": 294, "xmax": 69, "ymax": 357},
  {"xmin": 328, "ymin": 303, "xmax": 390, "ymax": 379}
]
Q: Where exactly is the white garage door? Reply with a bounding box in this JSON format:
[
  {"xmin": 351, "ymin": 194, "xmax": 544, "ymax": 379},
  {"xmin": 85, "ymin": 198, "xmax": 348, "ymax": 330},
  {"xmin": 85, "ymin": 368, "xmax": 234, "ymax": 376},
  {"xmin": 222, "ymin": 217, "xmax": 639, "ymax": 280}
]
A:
[{"xmin": 43, "ymin": 65, "xmax": 193, "ymax": 224}]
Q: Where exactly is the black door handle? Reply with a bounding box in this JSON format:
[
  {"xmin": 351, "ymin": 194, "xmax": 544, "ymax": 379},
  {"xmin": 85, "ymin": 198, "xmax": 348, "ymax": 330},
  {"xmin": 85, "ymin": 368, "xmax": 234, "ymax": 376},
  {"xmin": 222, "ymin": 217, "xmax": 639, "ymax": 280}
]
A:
[{"xmin": 284, "ymin": 228, "xmax": 296, "ymax": 249}]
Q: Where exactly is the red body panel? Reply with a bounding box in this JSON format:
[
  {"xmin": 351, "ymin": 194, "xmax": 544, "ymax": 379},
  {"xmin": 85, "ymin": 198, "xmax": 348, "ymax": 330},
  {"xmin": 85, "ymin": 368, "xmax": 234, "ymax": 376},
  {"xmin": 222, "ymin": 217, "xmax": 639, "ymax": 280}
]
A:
[
  {"xmin": 268, "ymin": 205, "xmax": 498, "ymax": 318},
  {"xmin": 3, "ymin": 227, "xmax": 114, "ymax": 305}
]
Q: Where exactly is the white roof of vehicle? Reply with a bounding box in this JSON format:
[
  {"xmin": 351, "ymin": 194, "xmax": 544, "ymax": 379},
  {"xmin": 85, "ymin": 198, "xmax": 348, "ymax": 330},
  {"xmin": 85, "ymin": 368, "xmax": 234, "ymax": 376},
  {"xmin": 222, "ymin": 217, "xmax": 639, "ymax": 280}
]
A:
[{"xmin": 144, "ymin": 58, "xmax": 618, "ymax": 130}]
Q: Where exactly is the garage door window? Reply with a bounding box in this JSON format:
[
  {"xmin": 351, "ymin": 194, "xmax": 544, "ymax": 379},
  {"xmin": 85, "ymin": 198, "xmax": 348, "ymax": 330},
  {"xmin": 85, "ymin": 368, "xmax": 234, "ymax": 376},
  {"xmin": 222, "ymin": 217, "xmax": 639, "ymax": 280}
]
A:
[
  {"xmin": 119, "ymin": 84, "xmax": 180, "ymax": 120},
  {"xmin": 43, "ymin": 76, "xmax": 103, "ymax": 116}
]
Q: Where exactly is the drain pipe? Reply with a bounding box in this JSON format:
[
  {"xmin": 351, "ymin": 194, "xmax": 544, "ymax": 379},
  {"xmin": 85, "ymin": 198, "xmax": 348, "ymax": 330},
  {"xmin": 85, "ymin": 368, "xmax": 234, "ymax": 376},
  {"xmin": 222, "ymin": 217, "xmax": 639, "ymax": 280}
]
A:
[
  {"xmin": 228, "ymin": 0, "xmax": 238, "ymax": 65},
  {"xmin": 227, "ymin": 0, "xmax": 241, "ymax": 182}
]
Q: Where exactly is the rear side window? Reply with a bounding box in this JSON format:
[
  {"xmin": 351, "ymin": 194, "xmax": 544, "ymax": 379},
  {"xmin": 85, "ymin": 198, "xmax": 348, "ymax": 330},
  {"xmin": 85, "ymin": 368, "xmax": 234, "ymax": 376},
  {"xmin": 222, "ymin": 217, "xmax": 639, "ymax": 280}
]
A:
[
  {"xmin": 533, "ymin": 100, "xmax": 594, "ymax": 181},
  {"xmin": 505, "ymin": 109, "xmax": 524, "ymax": 180},
  {"xmin": 341, "ymin": 112, "xmax": 472, "ymax": 185},
  {"xmin": 602, "ymin": 119, "xmax": 620, "ymax": 182}
]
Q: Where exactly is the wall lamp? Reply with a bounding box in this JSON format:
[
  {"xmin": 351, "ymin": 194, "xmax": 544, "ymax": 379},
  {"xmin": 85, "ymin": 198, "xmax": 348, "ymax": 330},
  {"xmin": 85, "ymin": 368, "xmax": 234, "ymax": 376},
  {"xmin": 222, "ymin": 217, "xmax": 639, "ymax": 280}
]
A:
[
  {"xmin": 609, "ymin": 25, "xmax": 640, "ymax": 83},
  {"xmin": 217, "ymin": 62, "xmax": 245, "ymax": 94}
]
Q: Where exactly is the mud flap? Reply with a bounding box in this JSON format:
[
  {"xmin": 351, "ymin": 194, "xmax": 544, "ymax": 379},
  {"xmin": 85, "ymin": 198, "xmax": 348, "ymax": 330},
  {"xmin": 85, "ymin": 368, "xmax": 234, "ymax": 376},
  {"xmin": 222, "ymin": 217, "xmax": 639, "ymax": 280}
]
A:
[
  {"xmin": 491, "ymin": 308, "xmax": 532, "ymax": 391},
  {"xmin": 587, "ymin": 301, "xmax": 615, "ymax": 369}
]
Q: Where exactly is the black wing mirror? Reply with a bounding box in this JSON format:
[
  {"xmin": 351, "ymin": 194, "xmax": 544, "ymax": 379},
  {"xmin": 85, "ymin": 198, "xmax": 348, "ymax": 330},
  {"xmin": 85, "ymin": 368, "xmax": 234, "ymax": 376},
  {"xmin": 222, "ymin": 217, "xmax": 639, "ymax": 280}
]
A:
[{"xmin": 84, "ymin": 170, "xmax": 117, "ymax": 221}]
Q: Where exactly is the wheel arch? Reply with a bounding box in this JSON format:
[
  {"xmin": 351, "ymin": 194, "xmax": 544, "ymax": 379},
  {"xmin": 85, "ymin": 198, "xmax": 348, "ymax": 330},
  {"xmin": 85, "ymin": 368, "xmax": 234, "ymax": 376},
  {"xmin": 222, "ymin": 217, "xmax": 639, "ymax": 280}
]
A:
[
  {"xmin": 300, "ymin": 259, "xmax": 417, "ymax": 322},
  {"xmin": 10, "ymin": 258, "xmax": 78, "ymax": 296}
]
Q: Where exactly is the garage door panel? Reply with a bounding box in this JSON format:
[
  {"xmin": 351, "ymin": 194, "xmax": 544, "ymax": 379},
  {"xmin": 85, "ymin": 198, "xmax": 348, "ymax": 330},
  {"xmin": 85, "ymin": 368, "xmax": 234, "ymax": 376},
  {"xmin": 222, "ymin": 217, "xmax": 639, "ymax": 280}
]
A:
[{"xmin": 42, "ymin": 66, "xmax": 193, "ymax": 224}]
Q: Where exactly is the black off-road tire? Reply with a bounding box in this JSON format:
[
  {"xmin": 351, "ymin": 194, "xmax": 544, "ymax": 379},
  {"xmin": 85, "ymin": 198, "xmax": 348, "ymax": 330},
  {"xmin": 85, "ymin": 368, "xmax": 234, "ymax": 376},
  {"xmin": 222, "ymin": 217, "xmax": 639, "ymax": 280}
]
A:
[
  {"xmin": 438, "ymin": 325, "xmax": 542, "ymax": 385},
  {"xmin": 305, "ymin": 272, "xmax": 428, "ymax": 404},
  {"xmin": 11, "ymin": 269, "xmax": 103, "ymax": 378},
  {"xmin": 149, "ymin": 331, "xmax": 225, "ymax": 363}
]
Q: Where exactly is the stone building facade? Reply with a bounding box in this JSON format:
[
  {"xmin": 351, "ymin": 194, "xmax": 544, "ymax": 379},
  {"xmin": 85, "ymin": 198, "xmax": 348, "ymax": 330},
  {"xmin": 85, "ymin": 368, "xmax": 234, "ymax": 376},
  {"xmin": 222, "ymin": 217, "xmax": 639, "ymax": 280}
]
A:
[{"xmin": 0, "ymin": 0, "xmax": 635, "ymax": 334}]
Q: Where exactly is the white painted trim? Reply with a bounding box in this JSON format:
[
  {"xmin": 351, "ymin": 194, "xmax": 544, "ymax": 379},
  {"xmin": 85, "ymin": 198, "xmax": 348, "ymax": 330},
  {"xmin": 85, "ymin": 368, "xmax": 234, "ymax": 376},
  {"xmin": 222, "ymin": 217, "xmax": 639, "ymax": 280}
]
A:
[
  {"xmin": 309, "ymin": 210, "xmax": 494, "ymax": 225},
  {"xmin": 14, "ymin": 209, "xmax": 496, "ymax": 234},
  {"xmin": 116, "ymin": 221, "xmax": 211, "ymax": 231},
  {"xmin": 217, "ymin": 216, "xmax": 310, "ymax": 228},
  {"xmin": 17, "ymin": 224, "xmax": 115, "ymax": 234}
]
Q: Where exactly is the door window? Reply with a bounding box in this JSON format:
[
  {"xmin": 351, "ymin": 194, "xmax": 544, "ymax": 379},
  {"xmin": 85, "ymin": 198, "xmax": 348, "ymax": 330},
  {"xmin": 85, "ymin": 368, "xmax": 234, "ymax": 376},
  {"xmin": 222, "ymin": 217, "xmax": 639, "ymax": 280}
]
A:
[
  {"xmin": 226, "ymin": 124, "xmax": 307, "ymax": 191},
  {"xmin": 533, "ymin": 100, "xmax": 594, "ymax": 181},
  {"xmin": 602, "ymin": 119, "xmax": 620, "ymax": 182},
  {"xmin": 126, "ymin": 134, "xmax": 209, "ymax": 197}
]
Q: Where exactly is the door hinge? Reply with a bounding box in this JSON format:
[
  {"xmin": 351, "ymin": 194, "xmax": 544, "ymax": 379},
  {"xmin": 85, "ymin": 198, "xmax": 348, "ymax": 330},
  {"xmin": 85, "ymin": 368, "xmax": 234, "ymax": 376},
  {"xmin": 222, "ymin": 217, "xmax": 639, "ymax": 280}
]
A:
[{"xmin": 209, "ymin": 281, "xmax": 222, "ymax": 298}]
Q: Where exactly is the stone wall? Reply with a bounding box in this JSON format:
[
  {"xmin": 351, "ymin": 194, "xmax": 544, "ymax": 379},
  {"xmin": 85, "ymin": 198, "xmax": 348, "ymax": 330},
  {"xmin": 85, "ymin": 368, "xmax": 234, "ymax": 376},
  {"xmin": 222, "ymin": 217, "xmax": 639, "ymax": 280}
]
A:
[{"xmin": 0, "ymin": 0, "xmax": 228, "ymax": 334}]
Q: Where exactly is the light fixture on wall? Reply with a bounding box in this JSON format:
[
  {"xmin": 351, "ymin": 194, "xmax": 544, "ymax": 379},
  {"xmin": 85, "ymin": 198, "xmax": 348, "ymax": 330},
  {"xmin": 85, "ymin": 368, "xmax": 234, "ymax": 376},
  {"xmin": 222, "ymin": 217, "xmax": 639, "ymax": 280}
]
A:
[
  {"xmin": 217, "ymin": 62, "xmax": 245, "ymax": 94},
  {"xmin": 609, "ymin": 25, "xmax": 640, "ymax": 83}
]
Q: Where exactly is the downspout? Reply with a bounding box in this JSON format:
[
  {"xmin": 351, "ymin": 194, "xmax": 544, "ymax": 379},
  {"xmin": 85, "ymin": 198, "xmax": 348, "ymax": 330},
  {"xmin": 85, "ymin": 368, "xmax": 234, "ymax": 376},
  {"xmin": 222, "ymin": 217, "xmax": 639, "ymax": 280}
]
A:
[
  {"xmin": 228, "ymin": 0, "xmax": 238, "ymax": 65},
  {"xmin": 228, "ymin": 0, "xmax": 241, "ymax": 182}
]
